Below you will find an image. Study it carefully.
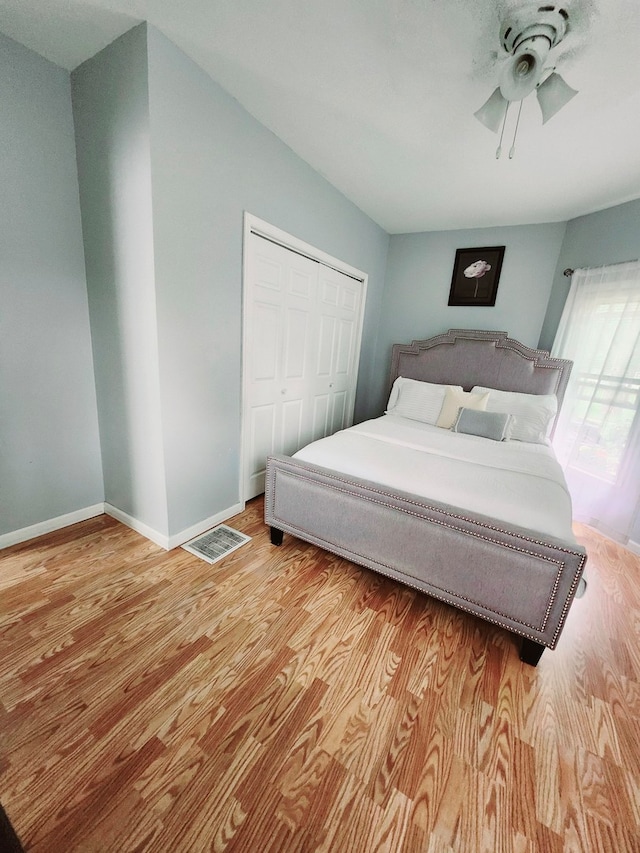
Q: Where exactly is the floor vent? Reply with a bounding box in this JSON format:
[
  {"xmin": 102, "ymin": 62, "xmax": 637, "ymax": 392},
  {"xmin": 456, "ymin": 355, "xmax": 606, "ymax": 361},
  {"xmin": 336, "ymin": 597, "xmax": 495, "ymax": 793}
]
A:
[{"xmin": 182, "ymin": 524, "xmax": 251, "ymax": 564}]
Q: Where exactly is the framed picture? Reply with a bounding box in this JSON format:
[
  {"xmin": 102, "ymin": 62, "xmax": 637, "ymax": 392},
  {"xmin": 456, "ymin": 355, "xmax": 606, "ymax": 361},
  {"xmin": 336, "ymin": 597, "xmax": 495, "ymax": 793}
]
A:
[{"xmin": 448, "ymin": 246, "xmax": 505, "ymax": 306}]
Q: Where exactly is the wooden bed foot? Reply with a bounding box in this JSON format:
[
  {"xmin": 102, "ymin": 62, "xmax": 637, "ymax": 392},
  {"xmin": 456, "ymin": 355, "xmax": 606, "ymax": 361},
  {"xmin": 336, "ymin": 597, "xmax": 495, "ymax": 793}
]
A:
[
  {"xmin": 270, "ymin": 527, "xmax": 284, "ymax": 546},
  {"xmin": 520, "ymin": 638, "xmax": 545, "ymax": 666}
]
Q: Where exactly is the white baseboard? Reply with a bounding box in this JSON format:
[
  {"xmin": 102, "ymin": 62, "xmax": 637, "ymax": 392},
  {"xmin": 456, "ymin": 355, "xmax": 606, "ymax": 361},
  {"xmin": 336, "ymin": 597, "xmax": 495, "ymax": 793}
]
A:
[
  {"xmin": 0, "ymin": 503, "xmax": 105, "ymax": 551},
  {"xmin": 1, "ymin": 501, "xmax": 247, "ymax": 554},
  {"xmin": 168, "ymin": 502, "xmax": 244, "ymax": 550},
  {"xmin": 628, "ymin": 539, "xmax": 640, "ymax": 555},
  {"xmin": 105, "ymin": 502, "xmax": 244, "ymax": 550},
  {"xmin": 104, "ymin": 504, "xmax": 170, "ymax": 550}
]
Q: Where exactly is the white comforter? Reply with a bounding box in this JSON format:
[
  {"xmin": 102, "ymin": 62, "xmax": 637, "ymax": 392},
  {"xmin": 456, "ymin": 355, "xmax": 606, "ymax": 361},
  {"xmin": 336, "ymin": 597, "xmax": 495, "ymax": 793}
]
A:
[{"xmin": 293, "ymin": 415, "xmax": 575, "ymax": 543}]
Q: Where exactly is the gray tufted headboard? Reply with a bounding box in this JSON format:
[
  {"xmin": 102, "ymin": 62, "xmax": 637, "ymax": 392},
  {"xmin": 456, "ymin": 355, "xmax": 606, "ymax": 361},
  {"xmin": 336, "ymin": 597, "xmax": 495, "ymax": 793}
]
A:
[{"xmin": 389, "ymin": 329, "xmax": 572, "ymax": 437}]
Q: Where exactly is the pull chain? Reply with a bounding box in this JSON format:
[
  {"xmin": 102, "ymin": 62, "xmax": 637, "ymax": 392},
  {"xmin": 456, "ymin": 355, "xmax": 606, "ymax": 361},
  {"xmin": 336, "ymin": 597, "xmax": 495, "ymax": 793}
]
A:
[
  {"xmin": 495, "ymin": 101, "xmax": 510, "ymax": 159},
  {"xmin": 509, "ymin": 100, "xmax": 524, "ymax": 159}
]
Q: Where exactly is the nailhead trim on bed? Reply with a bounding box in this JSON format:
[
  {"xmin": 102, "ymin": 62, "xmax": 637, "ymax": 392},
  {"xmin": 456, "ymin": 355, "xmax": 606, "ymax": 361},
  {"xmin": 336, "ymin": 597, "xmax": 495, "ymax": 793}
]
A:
[
  {"xmin": 265, "ymin": 330, "xmax": 583, "ymax": 651},
  {"xmin": 271, "ymin": 470, "xmax": 560, "ymax": 633},
  {"xmin": 266, "ymin": 461, "xmax": 587, "ymax": 647},
  {"xmin": 389, "ymin": 330, "xmax": 573, "ymax": 438},
  {"xmin": 271, "ymin": 463, "xmax": 584, "ymax": 555}
]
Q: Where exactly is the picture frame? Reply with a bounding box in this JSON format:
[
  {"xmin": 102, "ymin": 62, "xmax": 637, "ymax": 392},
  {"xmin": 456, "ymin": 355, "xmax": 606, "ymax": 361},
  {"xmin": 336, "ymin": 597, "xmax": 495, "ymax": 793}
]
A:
[{"xmin": 448, "ymin": 246, "xmax": 505, "ymax": 307}]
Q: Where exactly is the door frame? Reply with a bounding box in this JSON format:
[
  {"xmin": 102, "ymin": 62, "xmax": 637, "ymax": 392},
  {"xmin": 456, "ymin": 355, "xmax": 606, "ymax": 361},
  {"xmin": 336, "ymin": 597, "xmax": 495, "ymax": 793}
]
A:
[{"xmin": 241, "ymin": 212, "xmax": 368, "ymax": 506}]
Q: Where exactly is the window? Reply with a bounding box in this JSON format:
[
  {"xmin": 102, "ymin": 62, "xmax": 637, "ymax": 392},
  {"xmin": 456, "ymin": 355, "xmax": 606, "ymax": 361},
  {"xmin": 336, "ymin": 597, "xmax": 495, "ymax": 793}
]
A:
[{"xmin": 552, "ymin": 260, "xmax": 640, "ymax": 545}]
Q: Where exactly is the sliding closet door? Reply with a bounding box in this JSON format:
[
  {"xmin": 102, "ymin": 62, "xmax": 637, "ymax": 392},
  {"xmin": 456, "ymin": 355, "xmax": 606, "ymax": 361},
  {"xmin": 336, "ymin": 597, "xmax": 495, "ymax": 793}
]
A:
[
  {"xmin": 310, "ymin": 265, "xmax": 363, "ymax": 442},
  {"xmin": 244, "ymin": 238, "xmax": 319, "ymax": 500},
  {"xmin": 243, "ymin": 227, "xmax": 365, "ymax": 500}
]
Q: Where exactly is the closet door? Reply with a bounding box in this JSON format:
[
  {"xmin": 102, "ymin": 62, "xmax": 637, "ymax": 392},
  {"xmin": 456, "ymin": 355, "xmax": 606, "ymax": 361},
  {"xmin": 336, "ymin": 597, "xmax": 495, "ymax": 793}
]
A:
[
  {"xmin": 310, "ymin": 266, "xmax": 363, "ymax": 442},
  {"xmin": 243, "ymin": 230, "xmax": 365, "ymax": 500},
  {"xmin": 244, "ymin": 237, "xmax": 319, "ymax": 500}
]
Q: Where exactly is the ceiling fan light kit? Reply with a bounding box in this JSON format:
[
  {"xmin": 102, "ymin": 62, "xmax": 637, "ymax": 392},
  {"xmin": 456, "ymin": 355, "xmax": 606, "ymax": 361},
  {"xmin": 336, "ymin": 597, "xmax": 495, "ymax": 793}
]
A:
[
  {"xmin": 475, "ymin": 3, "xmax": 578, "ymax": 158},
  {"xmin": 536, "ymin": 71, "xmax": 579, "ymax": 123},
  {"xmin": 474, "ymin": 87, "xmax": 510, "ymax": 133},
  {"xmin": 499, "ymin": 36, "xmax": 551, "ymax": 101}
]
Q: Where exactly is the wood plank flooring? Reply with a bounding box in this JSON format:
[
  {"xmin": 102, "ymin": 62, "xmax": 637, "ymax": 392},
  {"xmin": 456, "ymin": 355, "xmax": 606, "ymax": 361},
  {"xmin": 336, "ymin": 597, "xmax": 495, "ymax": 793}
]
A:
[{"xmin": 1, "ymin": 498, "xmax": 639, "ymax": 852}]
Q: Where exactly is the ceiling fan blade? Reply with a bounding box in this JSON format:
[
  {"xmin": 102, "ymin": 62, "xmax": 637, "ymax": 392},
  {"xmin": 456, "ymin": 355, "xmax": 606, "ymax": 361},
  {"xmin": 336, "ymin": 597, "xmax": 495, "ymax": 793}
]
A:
[
  {"xmin": 536, "ymin": 72, "xmax": 578, "ymax": 123},
  {"xmin": 474, "ymin": 87, "xmax": 508, "ymax": 133}
]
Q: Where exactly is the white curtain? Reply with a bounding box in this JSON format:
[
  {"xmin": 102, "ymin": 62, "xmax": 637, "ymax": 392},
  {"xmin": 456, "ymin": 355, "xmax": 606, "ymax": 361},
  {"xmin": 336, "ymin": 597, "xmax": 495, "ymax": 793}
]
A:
[{"xmin": 552, "ymin": 259, "xmax": 640, "ymax": 547}]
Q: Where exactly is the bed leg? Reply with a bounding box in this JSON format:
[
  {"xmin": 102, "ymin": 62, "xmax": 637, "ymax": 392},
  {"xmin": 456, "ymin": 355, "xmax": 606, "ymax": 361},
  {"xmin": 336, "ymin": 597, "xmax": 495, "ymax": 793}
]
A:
[
  {"xmin": 520, "ymin": 638, "xmax": 545, "ymax": 666},
  {"xmin": 270, "ymin": 527, "xmax": 284, "ymax": 546}
]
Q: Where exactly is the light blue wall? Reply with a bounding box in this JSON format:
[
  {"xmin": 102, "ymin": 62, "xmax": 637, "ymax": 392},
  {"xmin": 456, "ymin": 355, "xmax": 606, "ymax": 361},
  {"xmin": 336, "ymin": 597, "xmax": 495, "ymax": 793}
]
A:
[
  {"xmin": 539, "ymin": 199, "xmax": 640, "ymax": 352},
  {"xmin": 67, "ymin": 24, "xmax": 388, "ymax": 541},
  {"xmin": 72, "ymin": 25, "xmax": 169, "ymax": 535},
  {"xmin": 371, "ymin": 222, "xmax": 567, "ymax": 414},
  {"xmin": 5, "ymin": 17, "xmax": 635, "ymax": 547},
  {"xmin": 146, "ymin": 27, "xmax": 389, "ymax": 536},
  {"xmin": 0, "ymin": 32, "xmax": 103, "ymax": 536}
]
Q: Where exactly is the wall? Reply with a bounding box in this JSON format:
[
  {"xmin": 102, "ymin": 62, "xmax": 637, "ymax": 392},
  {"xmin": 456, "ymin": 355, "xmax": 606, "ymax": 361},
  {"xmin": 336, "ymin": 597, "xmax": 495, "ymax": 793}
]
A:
[
  {"xmin": 146, "ymin": 27, "xmax": 389, "ymax": 537},
  {"xmin": 67, "ymin": 24, "xmax": 388, "ymax": 543},
  {"xmin": 371, "ymin": 222, "xmax": 567, "ymax": 414},
  {"xmin": 13, "ymin": 17, "xmax": 630, "ymax": 548},
  {"xmin": 72, "ymin": 25, "xmax": 169, "ymax": 538},
  {"xmin": 0, "ymin": 32, "xmax": 103, "ymax": 541},
  {"xmin": 539, "ymin": 198, "xmax": 640, "ymax": 352}
]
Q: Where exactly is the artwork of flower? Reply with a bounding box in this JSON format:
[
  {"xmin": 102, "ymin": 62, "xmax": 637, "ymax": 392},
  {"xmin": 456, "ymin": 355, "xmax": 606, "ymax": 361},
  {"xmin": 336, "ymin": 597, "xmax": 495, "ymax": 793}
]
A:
[{"xmin": 448, "ymin": 247, "xmax": 505, "ymax": 306}]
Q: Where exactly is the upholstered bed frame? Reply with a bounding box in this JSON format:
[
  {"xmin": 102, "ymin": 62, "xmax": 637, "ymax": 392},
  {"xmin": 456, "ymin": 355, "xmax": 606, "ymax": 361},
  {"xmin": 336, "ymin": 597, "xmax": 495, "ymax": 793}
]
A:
[{"xmin": 264, "ymin": 329, "xmax": 587, "ymax": 666}]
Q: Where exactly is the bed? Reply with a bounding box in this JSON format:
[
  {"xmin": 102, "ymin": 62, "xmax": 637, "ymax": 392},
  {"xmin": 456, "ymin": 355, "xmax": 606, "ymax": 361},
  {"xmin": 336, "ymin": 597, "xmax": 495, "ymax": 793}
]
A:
[{"xmin": 264, "ymin": 329, "xmax": 587, "ymax": 666}]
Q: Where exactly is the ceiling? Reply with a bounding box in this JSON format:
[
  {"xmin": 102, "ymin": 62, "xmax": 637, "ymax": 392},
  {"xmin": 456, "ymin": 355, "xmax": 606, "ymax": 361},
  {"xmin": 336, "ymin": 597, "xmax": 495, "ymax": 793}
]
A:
[{"xmin": 1, "ymin": 0, "xmax": 639, "ymax": 233}]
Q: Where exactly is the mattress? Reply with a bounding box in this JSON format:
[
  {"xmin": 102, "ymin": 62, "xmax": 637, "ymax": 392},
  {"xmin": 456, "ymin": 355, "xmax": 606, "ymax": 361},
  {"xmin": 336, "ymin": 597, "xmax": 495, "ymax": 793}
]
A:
[{"xmin": 293, "ymin": 414, "xmax": 575, "ymax": 543}]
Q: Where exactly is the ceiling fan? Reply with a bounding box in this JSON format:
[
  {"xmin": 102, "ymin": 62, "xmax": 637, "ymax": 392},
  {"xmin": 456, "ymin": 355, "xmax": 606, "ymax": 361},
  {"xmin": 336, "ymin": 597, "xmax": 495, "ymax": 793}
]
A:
[{"xmin": 475, "ymin": 3, "xmax": 579, "ymax": 158}]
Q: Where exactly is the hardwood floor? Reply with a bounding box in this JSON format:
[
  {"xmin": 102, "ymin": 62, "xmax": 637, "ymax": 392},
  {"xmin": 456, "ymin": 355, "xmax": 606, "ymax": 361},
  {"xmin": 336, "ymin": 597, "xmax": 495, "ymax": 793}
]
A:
[{"xmin": 1, "ymin": 499, "xmax": 638, "ymax": 852}]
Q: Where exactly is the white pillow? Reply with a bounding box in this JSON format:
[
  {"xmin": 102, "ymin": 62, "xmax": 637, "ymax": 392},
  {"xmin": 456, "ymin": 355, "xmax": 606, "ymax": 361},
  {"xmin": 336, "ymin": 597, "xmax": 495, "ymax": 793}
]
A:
[
  {"xmin": 436, "ymin": 388, "xmax": 489, "ymax": 429},
  {"xmin": 472, "ymin": 386, "xmax": 557, "ymax": 444},
  {"xmin": 386, "ymin": 377, "xmax": 455, "ymax": 425}
]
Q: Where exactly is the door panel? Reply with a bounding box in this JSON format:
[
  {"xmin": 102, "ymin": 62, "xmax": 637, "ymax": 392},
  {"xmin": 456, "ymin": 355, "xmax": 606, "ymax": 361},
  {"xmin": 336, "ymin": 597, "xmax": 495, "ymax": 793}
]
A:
[
  {"xmin": 320, "ymin": 279, "xmax": 339, "ymax": 306},
  {"xmin": 283, "ymin": 308, "xmax": 309, "ymax": 379},
  {"xmin": 244, "ymin": 238, "xmax": 319, "ymax": 498},
  {"xmin": 311, "ymin": 395, "xmax": 330, "ymax": 443},
  {"xmin": 244, "ymin": 232, "xmax": 364, "ymax": 499},
  {"xmin": 316, "ymin": 315, "xmax": 336, "ymax": 377},
  {"xmin": 341, "ymin": 286, "xmax": 358, "ymax": 312},
  {"xmin": 251, "ymin": 303, "xmax": 280, "ymax": 382},
  {"xmin": 247, "ymin": 404, "xmax": 276, "ymax": 497},
  {"xmin": 330, "ymin": 390, "xmax": 348, "ymax": 434},
  {"xmin": 281, "ymin": 398, "xmax": 305, "ymax": 457},
  {"xmin": 289, "ymin": 268, "xmax": 313, "ymax": 298},
  {"xmin": 254, "ymin": 256, "xmax": 282, "ymax": 291},
  {"xmin": 335, "ymin": 319, "xmax": 355, "ymax": 376},
  {"xmin": 311, "ymin": 267, "xmax": 362, "ymax": 438}
]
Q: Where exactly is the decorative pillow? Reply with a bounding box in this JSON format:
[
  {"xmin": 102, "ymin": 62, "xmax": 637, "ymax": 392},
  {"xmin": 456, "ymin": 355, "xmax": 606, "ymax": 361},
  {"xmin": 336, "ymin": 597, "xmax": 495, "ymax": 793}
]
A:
[
  {"xmin": 472, "ymin": 386, "xmax": 557, "ymax": 444},
  {"xmin": 436, "ymin": 388, "xmax": 489, "ymax": 429},
  {"xmin": 452, "ymin": 408, "xmax": 513, "ymax": 441},
  {"xmin": 386, "ymin": 377, "xmax": 455, "ymax": 425}
]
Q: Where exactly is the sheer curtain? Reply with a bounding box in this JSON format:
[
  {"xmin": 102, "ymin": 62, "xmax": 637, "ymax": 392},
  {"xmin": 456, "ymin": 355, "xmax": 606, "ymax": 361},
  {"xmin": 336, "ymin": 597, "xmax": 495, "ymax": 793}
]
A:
[{"xmin": 552, "ymin": 259, "xmax": 640, "ymax": 548}]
